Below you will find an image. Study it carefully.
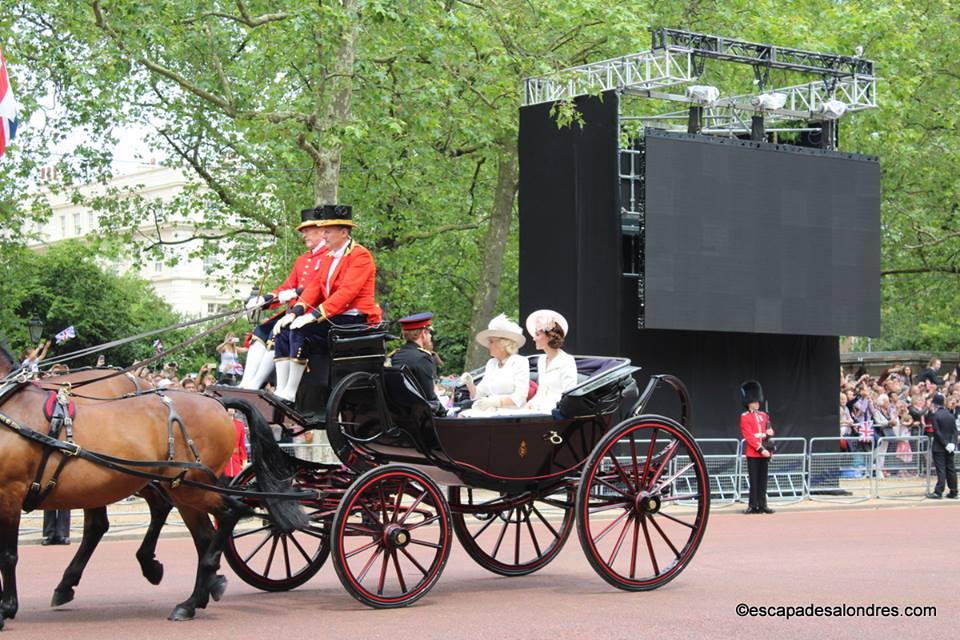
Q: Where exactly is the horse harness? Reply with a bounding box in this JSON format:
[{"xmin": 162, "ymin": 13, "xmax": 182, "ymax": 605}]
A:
[{"xmin": 0, "ymin": 377, "xmax": 218, "ymax": 512}]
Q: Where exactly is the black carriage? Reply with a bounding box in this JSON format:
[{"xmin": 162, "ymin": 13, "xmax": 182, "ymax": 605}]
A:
[{"xmin": 212, "ymin": 323, "xmax": 710, "ymax": 608}]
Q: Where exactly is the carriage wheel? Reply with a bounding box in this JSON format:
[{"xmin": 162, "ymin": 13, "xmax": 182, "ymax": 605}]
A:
[
  {"xmin": 223, "ymin": 465, "xmax": 330, "ymax": 591},
  {"xmin": 331, "ymin": 465, "xmax": 451, "ymax": 608},
  {"xmin": 576, "ymin": 415, "xmax": 709, "ymax": 591},
  {"xmin": 449, "ymin": 486, "xmax": 574, "ymax": 576}
]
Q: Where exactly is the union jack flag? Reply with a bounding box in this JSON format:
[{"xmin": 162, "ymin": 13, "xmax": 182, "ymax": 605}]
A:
[
  {"xmin": 54, "ymin": 325, "xmax": 76, "ymax": 345},
  {"xmin": 0, "ymin": 46, "xmax": 18, "ymax": 158}
]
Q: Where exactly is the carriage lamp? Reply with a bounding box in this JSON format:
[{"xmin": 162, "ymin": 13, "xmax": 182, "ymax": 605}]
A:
[{"xmin": 27, "ymin": 315, "xmax": 44, "ymax": 343}]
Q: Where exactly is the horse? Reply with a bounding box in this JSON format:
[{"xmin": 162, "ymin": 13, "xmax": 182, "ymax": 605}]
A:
[
  {"xmin": 34, "ymin": 367, "xmax": 175, "ymax": 605},
  {"xmin": 0, "ymin": 346, "xmax": 305, "ymax": 629}
]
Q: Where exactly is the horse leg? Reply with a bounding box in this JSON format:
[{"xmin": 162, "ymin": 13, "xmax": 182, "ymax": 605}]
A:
[
  {"xmin": 0, "ymin": 514, "xmax": 22, "ymax": 624},
  {"xmin": 136, "ymin": 484, "xmax": 172, "ymax": 585},
  {"xmin": 50, "ymin": 507, "xmax": 109, "ymax": 607},
  {"xmin": 167, "ymin": 499, "xmax": 241, "ymax": 621}
]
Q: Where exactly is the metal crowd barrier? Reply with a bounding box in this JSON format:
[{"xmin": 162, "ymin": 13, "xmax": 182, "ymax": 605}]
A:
[
  {"xmin": 808, "ymin": 437, "xmax": 874, "ymax": 503},
  {"xmin": 737, "ymin": 437, "xmax": 807, "ymax": 504},
  {"xmin": 679, "ymin": 438, "xmax": 740, "ymax": 508},
  {"xmin": 874, "ymin": 436, "xmax": 930, "ymax": 501}
]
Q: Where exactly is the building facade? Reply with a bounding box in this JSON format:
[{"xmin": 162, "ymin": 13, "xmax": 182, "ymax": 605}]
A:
[{"xmin": 29, "ymin": 165, "xmax": 254, "ymax": 317}]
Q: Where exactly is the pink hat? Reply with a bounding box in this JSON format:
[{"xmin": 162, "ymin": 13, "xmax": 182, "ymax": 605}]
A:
[{"xmin": 525, "ymin": 309, "xmax": 569, "ymax": 338}]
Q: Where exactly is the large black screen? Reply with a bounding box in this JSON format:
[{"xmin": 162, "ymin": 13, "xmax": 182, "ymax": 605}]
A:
[{"xmin": 642, "ymin": 131, "xmax": 881, "ymax": 337}]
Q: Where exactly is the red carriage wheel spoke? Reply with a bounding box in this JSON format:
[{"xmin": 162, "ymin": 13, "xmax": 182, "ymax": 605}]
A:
[
  {"xmin": 639, "ymin": 515, "xmax": 660, "ymax": 576},
  {"xmin": 629, "ymin": 432, "xmax": 641, "ymax": 488},
  {"xmin": 588, "ymin": 498, "xmax": 631, "ymax": 515},
  {"xmin": 355, "ymin": 545, "xmax": 385, "ymax": 583},
  {"xmin": 606, "ymin": 513, "xmax": 634, "ymax": 566},
  {"xmin": 377, "ymin": 547, "xmax": 391, "ymax": 595},
  {"xmin": 262, "ymin": 535, "xmax": 280, "ymax": 576},
  {"xmin": 647, "ymin": 514, "xmax": 681, "ymax": 558},
  {"xmin": 281, "ymin": 536, "xmax": 293, "ymax": 579},
  {"xmin": 523, "ymin": 506, "xmax": 544, "ymax": 559},
  {"xmin": 407, "ymin": 538, "xmax": 443, "ymax": 550},
  {"xmin": 529, "ymin": 503, "xmax": 560, "ymax": 539},
  {"xmin": 399, "ymin": 546, "xmax": 429, "ymax": 575},
  {"xmin": 650, "ymin": 462, "xmax": 695, "ymax": 495},
  {"xmin": 595, "ymin": 474, "xmax": 634, "ymax": 499},
  {"xmin": 640, "ymin": 429, "xmax": 659, "ymax": 489},
  {"xmin": 629, "ymin": 513, "xmax": 640, "ymax": 579},
  {"xmin": 514, "ymin": 509, "xmax": 523, "ymax": 565},
  {"xmin": 646, "ymin": 440, "xmax": 680, "ymax": 489},
  {"xmin": 232, "ymin": 523, "xmax": 273, "ymax": 539},
  {"xmin": 405, "ymin": 514, "xmax": 442, "ymax": 531},
  {"xmin": 490, "ymin": 507, "xmax": 514, "ymax": 559},
  {"xmin": 240, "ymin": 531, "xmax": 274, "ymax": 564},
  {"xmin": 377, "ymin": 485, "xmax": 390, "ymax": 524},
  {"xmin": 470, "ymin": 511, "xmax": 500, "ymax": 540},
  {"xmin": 391, "ymin": 548, "xmax": 408, "ymax": 593},
  {"xmin": 592, "ymin": 508, "xmax": 632, "ymax": 545},
  {"xmin": 345, "ymin": 538, "xmax": 381, "ymax": 560},
  {"xmin": 654, "ymin": 510, "xmax": 696, "ymax": 529},
  {"xmin": 397, "ymin": 490, "xmax": 429, "ymax": 527},
  {"xmin": 392, "ymin": 479, "xmax": 407, "ymax": 521},
  {"xmin": 606, "ymin": 454, "xmax": 637, "ymax": 493}
]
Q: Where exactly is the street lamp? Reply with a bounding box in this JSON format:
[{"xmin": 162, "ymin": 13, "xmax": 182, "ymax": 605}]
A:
[{"xmin": 27, "ymin": 315, "xmax": 44, "ymax": 343}]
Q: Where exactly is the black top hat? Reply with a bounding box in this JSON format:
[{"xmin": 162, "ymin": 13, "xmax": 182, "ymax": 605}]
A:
[
  {"xmin": 739, "ymin": 380, "xmax": 765, "ymax": 408},
  {"xmin": 297, "ymin": 204, "xmax": 354, "ymax": 231}
]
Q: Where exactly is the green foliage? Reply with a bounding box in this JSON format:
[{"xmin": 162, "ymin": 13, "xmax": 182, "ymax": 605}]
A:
[{"xmin": 1, "ymin": 0, "xmax": 958, "ymax": 361}]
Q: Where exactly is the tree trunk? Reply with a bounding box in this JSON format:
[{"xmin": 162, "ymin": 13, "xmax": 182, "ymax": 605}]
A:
[
  {"xmin": 313, "ymin": 0, "xmax": 359, "ymax": 204},
  {"xmin": 464, "ymin": 140, "xmax": 519, "ymax": 369}
]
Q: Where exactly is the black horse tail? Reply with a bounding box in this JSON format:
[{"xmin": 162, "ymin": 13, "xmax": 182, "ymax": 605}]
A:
[{"xmin": 219, "ymin": 398, "xmax": 307, "ymax": 533}]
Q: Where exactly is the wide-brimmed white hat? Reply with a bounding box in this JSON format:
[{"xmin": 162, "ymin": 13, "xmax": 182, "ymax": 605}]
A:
[
  {"xmin": 525, "ymin": 309, "xmax": 569, "ymax": 338},
  {"xmin": 475, "ymin": 313, "xmax": 526, "ymax": 349}
]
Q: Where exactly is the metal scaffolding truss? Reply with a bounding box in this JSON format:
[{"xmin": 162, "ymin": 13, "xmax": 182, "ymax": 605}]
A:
[
  {"xmin": 651, "ymin": 28, "xmax": 874, "ymax": 78},
  {"xmin": 523, "ymin": 48, "xmax": 694, "ymax": 106},
  {"xmin": 636, "ymin": 74, "xmax": 878, "ymax": 133}
]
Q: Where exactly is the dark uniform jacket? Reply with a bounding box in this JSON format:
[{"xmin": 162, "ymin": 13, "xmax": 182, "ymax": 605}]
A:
[
  {"xmin": 931, "ymin": 407, "xmax": 958, "ymax": 452},
  {"xmin": 390, "ymin": 342, "xmax": 438, "ymax": 402}
]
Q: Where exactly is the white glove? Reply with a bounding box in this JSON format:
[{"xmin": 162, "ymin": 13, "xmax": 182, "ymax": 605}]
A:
[
  {"xmin": 472, "ymin": 396, "xmax": 500, "ymax": 411},
  {"xmin": 460, "ymin": 372, "xmax": 474, "ymax": 386},
  {"xmin": 246, "ymin": 295, "xmax": 266, "ymax": 310},
  {"xmin": 290, "ymin": 313, "xmax": 317, "ymax": 330},
  {"xmin": 277, "ymin": 289, "xmax": 297, "ymax": 303},
  {"xmin": 272, "ymin": 313, "xmax": 295, "ymax": 336},
  {"xmin": 947, "ymin": 443, "xmax": 956, "ymax": 454}
]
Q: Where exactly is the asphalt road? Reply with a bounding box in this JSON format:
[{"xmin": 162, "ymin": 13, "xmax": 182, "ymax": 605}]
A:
[{"xmin": 5, "ymin": 504, "xmax": 956, "ymax": 640}]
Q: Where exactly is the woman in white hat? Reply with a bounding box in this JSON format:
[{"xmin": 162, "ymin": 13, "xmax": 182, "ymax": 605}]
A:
[
  {"xmin": 463, "ymin": 314, "xmax": 530, "ymax": 411},
  {"xmin": 525, "ymin": 309, "xmax": 578, "ymax": 412}
]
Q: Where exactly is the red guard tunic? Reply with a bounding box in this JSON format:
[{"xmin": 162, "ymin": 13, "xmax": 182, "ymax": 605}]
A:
[
  {"xmin": 271, "ymin": 244, "xmax": 328, "ymax": 308},
  {"xmin": 295, "ymin": 239, "xmax": 382, "ymax": 323},
  {"xmin": 741, "ymin": 410, "xmax": 772, "ymax": 458}
]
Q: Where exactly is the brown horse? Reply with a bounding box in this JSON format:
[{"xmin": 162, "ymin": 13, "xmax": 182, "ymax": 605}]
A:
[
  {"xmin": 36, "ymin": 368, "xmax": 174, "ymax": 605},
  {"xmin": 0, "ymin": 347, "xmax": 305, "ymax": 629}
]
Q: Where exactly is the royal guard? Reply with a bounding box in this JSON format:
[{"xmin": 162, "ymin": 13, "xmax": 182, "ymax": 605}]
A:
[
  {"xmin": 272, "ymin": 204, "xmax": 382, "ymax": 403},
  {"xmin": 740, "ymin": 380, "xmax": 775, "ymax": 514},
  {"xmin": 389, "ymin": 312, "xmax": 439, "ymax": 404},
  {"xmin": 239, "ymin": 207, "xmax": 329, "ymax": 390}
]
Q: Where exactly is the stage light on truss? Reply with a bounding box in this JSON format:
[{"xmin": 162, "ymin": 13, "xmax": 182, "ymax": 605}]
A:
[
  {"xmin": 819, "ymin": 98, "xmax": 847, "ymax": 120},
  {"xmin": 686, "ymin": 85, "xmax": 720, "ymax": 105},
  {"xmin": 751, "ymin": 92, "xmax": 787, "ymax": 111}
]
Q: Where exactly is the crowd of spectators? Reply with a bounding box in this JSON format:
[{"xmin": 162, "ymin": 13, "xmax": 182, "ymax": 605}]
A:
[{"xmin": 840, "ymin": 358, "xmax": 960, "ymax": 473}]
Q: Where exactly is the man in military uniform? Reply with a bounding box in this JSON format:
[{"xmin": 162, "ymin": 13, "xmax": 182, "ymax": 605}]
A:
[
  {"xmin": 389, "ymin": 312, "xmax": 439, "ymax": 403},
  {"xmin": 239, "ymin": 207, "xmax": 328, "ymax": 390},
  {"xmin": 739, "ymin": 380, "xmax": 775, "ymax": 514},
  {"xmin": 272, "ymin": 204, "xmax": 382, "ymax": 403}
]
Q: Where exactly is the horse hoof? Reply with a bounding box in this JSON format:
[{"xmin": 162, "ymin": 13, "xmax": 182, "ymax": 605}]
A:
[
  {"xmin": 51, "ymin": 588, "xmax": 75, "ymax": 607},
  {"xmin": 168, "ymin": 605, "xmax": 195, "ymax": 621},
  {"xmin": 143, "ymin": 561, "xmax": 164, "ymax": 585},
  {"xmin": 209, "ymin": 575, "xmax": 227, "ymax": 602}
]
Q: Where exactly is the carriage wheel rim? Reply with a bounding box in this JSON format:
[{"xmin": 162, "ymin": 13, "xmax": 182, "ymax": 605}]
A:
[
  {"xmin": 334, "ymin": 468, "xmax": 450, "ymax": 605},
  {"xmin": 579, "ymin": 419, "xmax": 708, "ymax": 588}
]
